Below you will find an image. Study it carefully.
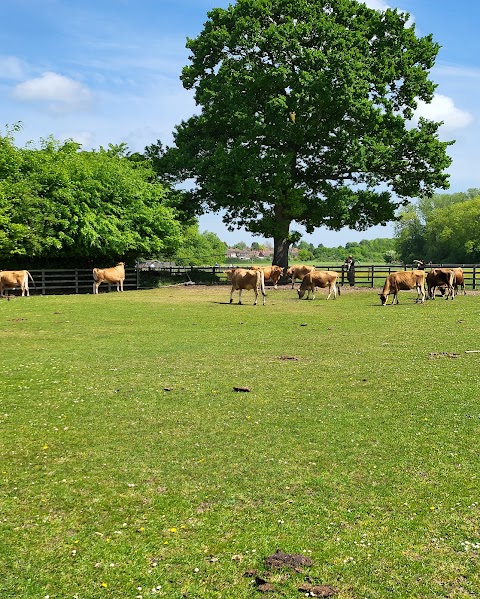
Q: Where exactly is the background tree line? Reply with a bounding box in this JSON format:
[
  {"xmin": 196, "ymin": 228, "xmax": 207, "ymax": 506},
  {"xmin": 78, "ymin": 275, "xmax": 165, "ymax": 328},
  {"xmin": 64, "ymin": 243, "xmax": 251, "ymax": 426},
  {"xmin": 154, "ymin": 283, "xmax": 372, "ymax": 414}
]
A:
[
  {"xmin": 0, "ymin": 127, "xmax": 226, "ymax": 268},
  {"xmin": 394, "ymin": 189, "xmax": 480, "ymax": 264}
]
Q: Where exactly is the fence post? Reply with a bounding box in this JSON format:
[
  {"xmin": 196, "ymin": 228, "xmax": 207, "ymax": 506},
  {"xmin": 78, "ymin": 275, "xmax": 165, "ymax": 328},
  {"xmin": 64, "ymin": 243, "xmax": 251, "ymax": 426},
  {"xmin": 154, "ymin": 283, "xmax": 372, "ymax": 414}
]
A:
[
  {"xmin": 371, "ymin": 265, "xmax": 375, "ymax": 288},
  {"xmin": 75, "ymin": 269, "xmax": 79, "ymax": 294},
  {"xmin": 41, "ymin": 270, "xmax": 46, "ymax": 295},
  {"xmin": 473, "ymin": 265, "xmax": 477, "ymax": 290}
]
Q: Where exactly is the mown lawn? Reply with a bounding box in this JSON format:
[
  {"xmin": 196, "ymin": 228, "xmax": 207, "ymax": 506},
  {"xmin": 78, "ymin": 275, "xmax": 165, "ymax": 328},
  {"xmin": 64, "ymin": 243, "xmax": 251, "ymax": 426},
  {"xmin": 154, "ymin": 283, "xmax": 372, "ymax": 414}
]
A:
[{"xmin": 1, "ymin": 285, "xmax": 479, "ymax": 598}]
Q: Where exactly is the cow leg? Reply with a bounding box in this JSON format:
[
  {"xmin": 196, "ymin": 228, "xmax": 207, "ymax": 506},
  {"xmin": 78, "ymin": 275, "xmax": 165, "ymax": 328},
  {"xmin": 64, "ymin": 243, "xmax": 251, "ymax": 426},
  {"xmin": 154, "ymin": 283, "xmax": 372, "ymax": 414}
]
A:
[
  {"xmin": 253, "ymin": 287, "xmax": 258, "ymax": 305},
  {"xmin": 326, "ymin": 285, "xmax": 332, "ymax": 300},
  {"xmin": 238, "ymin": 288, "xmax": 243, "ymax": 305},
  {"xmin": 229, "ymin": 286, "xmax": 235, "ymax": 304}
]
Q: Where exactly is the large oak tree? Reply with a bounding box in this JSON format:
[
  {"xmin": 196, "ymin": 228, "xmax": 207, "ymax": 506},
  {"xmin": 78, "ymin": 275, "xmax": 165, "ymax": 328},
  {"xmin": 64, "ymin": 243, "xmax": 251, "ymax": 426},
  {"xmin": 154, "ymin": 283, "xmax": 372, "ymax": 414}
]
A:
[{"xmin": 159, "ymin": 0, "xmax": 452, "ymax": 267}]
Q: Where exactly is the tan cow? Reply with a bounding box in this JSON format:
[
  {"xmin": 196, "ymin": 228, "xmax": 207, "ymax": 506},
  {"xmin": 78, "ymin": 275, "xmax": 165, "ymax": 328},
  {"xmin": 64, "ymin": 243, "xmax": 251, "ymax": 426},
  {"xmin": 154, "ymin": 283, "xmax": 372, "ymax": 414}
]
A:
[
  {"xmin": 250, "ymin": 265, "xmax": 284, "ymax": 289},
  {"xmin": 379, "ymin": 270, "xmax": 426, "ymax": 305},
  {"xmin": 426, "ymin": 268, "xmax": 455, "ymax": 300},
  {"xmin": 297, "ymin": 271, "xmax": 339, "ymax": 300},
  {"xmin": 0, "ymin": 270, "xmax": 35, "ymax": 297},
  {"xmin": 226, "ymin": 268, "xmax": 266, "ymax": 305},
  {"xmin": 93, "ymin": 262, "xmax": 125, "ymax": 294},
  {"xmin": 438, "ymin": 267, "xmax": 466, "ymax": 297},
  {"xmin": 286, "ymin": 264, "xmax": 315, "ymax": 289}
]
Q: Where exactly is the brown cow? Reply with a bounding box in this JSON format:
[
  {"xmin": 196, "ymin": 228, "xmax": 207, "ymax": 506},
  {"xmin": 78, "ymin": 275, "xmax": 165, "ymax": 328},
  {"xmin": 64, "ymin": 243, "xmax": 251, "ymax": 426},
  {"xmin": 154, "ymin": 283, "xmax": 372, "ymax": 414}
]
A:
[
  {"xmin": 226, "ymin": 268, "xmax": 266, "ymax": 305},
  {"xmin": 426, "ymin": 268, "xmax": 455, "ymax": 300},
  {"xmin": 93, "ymin": 262, "xmax": 125, "ymax": 294},
  {"xmin": 250, "ymin": 265, "xmax": 284, "ymax": 289},
  {"xmin": 438, "ymin": 267, "xmax": 466, "ymax": 297},
  {"xmin": 0, "ymin": 270, "xmax": 35, "ymax": 297},
  {"xmin": 286, "ymin": 264, "xmax": 315, "ymax": 289},
  {"xmin": 297, "ymin": 271, "xmax": 339, "ymax": 300},
  {"xmin": 379, "ymin": 270, "xmax": 426, "ymax": 305}
]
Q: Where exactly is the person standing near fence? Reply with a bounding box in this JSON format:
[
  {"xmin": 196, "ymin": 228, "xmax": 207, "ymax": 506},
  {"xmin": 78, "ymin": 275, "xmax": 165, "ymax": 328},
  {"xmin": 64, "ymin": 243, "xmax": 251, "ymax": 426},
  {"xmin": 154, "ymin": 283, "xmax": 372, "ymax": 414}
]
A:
[{"xmin": 344, "ymin": 255, "xmax": 355, "ymax": 286}]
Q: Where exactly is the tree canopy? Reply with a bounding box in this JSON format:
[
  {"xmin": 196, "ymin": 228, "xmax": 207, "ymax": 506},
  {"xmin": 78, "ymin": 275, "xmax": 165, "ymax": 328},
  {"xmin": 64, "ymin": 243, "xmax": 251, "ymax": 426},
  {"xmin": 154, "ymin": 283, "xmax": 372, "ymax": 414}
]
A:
[
  {"xmin": 0, "ymin": 131, "xmax": 183, "ymax": 267},
  {"xmin": 158, "ymin": 0, "xmax": 452, "ymax": 267}
]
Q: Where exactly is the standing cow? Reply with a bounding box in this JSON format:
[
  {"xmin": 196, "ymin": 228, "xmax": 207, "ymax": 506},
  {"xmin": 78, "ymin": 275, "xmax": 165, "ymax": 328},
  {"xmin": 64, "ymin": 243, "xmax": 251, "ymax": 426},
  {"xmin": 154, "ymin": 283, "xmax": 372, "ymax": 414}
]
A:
[
  {"xmin": 379, "ymin": 270, "xmax": 426, "ymax": 305},
  {"xmin": 93, "ymin": 262, "xmax": 126, "ymax": 294},
  {"xmin": 297, "ymin": 271, "xmax": 339, "ymax": 300},
  {"xmin": 0, "ymin": 270, "xmax": 35, "ymax": 297},
  {"xmin": 226, "ymin": 268, "xmax": 266, "ymax": 305},
  {"xmin": 250, "ymin": 265, "xmax": 284, "ymax": 288},
  {"xmin": 286, "ymin": 264, "xmax": 315, "ymax": 289},
  {"xmin": 426, "ymin": 268, "xmax": 455, "ymax": 300},
  {"xmin": 438, "ymin": 267, "xmax": 466, "ymax": 297}
]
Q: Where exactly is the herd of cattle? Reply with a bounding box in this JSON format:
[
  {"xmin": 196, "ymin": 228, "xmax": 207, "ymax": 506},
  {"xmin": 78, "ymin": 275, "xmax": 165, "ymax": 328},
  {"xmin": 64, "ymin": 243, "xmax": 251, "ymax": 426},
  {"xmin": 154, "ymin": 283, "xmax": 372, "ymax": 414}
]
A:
[
  {"xmin": 226, "ymin": 264, "xmax": 467, "ymax": 305},
  {"xmin": 0, "ymin": 262, "xmax": 468, "ymax": 306}
]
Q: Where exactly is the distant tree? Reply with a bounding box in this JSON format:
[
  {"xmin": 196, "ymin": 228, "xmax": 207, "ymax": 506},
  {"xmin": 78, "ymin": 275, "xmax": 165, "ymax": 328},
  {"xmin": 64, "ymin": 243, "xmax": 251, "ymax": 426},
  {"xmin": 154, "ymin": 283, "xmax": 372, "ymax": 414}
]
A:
[
  {"xmin": 233, "ymin": 241, "xmax": 247, "ymax": 250},
  {"xmin": 394, "ymin": 204, "xmax": 427, "ymax": 263},
  {"xmin": 250, "ymin": 241, "xmax": 261, "ymax": 251},
  {"xmin": 158, "ymin": 0, "xmax": 452, "ymax": 268},
  {"xmin": 383, "ymin": 249, "xmax": 399, "ymax": 264},
  {"xmin": 423, "ymin": 197, "xmax": 480, "ymax": 262},
  {"xmin": 298, "ymin": 248, "xmax": 314, "ymax": 261},
  {"xmin": 174, "ymin": 224, "xmax": 226, "ymax": 265},
  {"xmin": 418, "ymin": 188, "xmax": 480, "ymax": 220}
]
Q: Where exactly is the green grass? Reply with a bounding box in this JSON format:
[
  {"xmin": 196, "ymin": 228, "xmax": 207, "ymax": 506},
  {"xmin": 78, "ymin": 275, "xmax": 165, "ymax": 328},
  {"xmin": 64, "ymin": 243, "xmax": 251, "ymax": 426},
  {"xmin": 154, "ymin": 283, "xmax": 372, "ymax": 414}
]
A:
[{"xmin": 1, "ymin": 286, "xmax": 479, "ymax": 598}]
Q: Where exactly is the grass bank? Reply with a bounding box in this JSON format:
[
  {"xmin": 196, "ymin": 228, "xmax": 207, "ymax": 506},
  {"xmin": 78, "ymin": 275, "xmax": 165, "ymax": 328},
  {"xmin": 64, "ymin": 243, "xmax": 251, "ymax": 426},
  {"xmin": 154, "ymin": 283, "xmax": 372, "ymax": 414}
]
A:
[{"xmin": 1, "ymin": 286, "xmax": 479, "ymax": 598}]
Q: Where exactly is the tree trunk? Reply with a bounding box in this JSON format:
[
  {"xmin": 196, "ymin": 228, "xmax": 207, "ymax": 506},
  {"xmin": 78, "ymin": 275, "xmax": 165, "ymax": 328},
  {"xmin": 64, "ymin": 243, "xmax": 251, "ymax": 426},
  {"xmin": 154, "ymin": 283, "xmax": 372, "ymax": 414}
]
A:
[
  {"xmin": 273, "ymin": 236, "xmax": 291, "ymax": 270},
  {"xmin": 272, "ymin": 205, "xmax": 292, "ymax": 270}
]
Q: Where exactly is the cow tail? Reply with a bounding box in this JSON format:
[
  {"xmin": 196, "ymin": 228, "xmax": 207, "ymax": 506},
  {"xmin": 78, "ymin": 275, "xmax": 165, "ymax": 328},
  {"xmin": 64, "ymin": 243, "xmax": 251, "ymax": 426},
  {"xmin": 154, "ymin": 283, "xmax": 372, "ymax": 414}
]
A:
[
  {"xmin": 93, "ymin": 268, "xmax": 99, "ymax": 282},
  {"xmin": 259, "ymin": 270, "xmax": 266, "ymax": 297},
  {"xmin": 27, "ymin": 271, "xmax": 36, "ymax": 288}
]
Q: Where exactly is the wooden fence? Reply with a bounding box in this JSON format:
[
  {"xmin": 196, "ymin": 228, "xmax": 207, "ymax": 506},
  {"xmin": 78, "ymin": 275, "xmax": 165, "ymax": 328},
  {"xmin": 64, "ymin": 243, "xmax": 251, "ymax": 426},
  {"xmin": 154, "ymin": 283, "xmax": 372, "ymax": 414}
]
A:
[
  {"xmin": 140, "ymin": 264, "xmax": 478, "ymax": 290},
  {"xmin": 2, "ymin": 264, "xmax": 478, "ymax": 295},
  {"xmin": 7, "ymin": 267, "xmax": 139, "ymax": 295}
]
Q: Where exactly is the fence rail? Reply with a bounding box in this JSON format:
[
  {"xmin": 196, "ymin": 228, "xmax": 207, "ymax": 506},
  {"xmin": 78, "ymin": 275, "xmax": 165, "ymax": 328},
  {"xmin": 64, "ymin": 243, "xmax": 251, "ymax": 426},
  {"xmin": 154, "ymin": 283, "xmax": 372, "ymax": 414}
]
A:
[
  {"xmin": 1, "ymin": 264, "xmax": 478, "ymax": 295},
  {"xmin": 3, "ymin": 267, "xmax": 138, "ymax": 295},
  {"xmin": 139, "ymin": 264, "xmax": 478, "ymax": 290}
]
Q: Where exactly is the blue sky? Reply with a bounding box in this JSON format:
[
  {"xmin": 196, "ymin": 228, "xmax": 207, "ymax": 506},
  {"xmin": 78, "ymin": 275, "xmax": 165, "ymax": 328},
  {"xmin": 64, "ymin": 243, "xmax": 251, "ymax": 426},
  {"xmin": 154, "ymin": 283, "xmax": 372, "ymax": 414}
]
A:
[{"xmin": 1, "ymin": 0, "xmax": 479, "ymax": 248}]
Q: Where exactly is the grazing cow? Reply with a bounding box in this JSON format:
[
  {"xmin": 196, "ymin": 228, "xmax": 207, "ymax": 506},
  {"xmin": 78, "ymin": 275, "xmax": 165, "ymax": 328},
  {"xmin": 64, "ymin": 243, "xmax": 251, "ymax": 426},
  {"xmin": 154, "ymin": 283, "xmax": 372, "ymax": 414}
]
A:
[
  {"xmin": 426, "ymin": 268, "xmax": 455, "ymax": 300},
  {"xmin": 250, "ymin": 265, "xmax": 284, "ymax": 289},
  {"xmin": 0, "ymin": 270, "xmax": 35, "ymax": 297},
  {"xmin": 297, "ymin": 271, "xmax": 339, "ymax": 300},
  {"xmin": 379, "ymin": 270, "xmax": 426, "ymax": 305},
  {"xmin": 226, "ymin": 268, "xmax": 266, "ymax": 305},
  {"xmin": 93, "ymin": 262, "xmax": 125, "ymax": 294},
  {"xmin": 286, "ymin": 264, "xmax": 315, "ymax": 289},
  {"xmin": 438, "ymin": 267, "xmax": 466, "ymax": 297}
]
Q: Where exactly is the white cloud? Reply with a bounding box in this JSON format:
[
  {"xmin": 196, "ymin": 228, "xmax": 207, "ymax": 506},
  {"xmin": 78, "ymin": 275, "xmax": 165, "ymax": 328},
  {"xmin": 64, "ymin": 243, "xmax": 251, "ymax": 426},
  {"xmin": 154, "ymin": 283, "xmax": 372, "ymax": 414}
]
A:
[
  {"xmin": 12, "ymin": 71, "xmax": 93, "ymax": 113},
  {"xmin": 59, "ymin": 130, "xmax": 95, "ymax": 148},
  {"xmin": 414, "ymin": 94, "xmax": 473, "ymax": 130},
  {"xmin": 0, "ymin": 55, "xmax": 27, "ymax": 80},
  {"xmin": 362, "ymin": 0, "xmax": 390, "ymax": 10}
]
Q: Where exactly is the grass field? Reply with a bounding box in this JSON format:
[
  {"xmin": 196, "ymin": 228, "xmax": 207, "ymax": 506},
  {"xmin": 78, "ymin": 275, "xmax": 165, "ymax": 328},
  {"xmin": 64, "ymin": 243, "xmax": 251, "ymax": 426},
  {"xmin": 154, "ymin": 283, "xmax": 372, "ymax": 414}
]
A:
[{"xmin": 1, "ymin": 285, "xmax": 479, "ymax": 598}]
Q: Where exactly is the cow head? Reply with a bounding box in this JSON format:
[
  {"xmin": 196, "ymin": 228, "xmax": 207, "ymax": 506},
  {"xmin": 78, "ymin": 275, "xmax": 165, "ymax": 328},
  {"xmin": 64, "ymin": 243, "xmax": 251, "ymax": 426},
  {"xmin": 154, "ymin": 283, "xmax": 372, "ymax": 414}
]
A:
[
  {"xmin": 378, "ymin": 293, "xmax": 388, "ymax": 305},
  {"xmin": 297, "ymin": 289, "xmax": 306, "ymax": 299}
]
